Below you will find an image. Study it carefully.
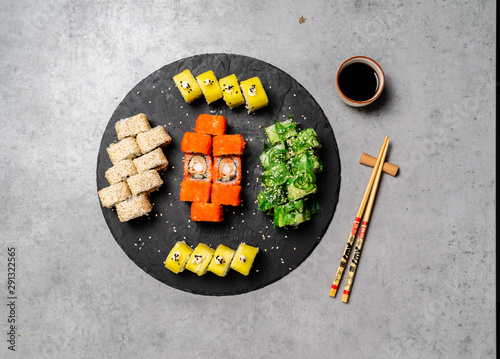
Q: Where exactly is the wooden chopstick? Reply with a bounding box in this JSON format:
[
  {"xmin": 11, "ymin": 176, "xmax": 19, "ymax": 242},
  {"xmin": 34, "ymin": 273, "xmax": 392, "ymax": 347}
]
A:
[
  {"xmin": 341, "ymin": 137, "xmax": 389, "ymax": 303},
  {"xmin": 329, "ymin": 137, "xmax": 389, "ymax": 297}
]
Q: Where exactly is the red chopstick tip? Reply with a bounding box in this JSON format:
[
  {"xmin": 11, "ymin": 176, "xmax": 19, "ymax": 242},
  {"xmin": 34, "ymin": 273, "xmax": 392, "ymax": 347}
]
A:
[
  {"xmin": 331, "ymin": 284, "xmax": 338, "ymax": 290},
  {"xmin": 343, "ymin": 289, "xmax": 350, "ymax": 295}
]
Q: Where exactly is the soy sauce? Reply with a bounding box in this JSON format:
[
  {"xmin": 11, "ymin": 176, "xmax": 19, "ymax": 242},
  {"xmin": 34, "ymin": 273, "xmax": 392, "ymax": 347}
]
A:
[{"xmin": 338, "ymin": 63, "xmax": 379, "ymax": 101}]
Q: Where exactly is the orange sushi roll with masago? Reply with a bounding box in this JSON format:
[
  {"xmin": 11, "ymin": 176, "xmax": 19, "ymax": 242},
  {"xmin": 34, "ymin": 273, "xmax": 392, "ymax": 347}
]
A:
[
  {"xmin": 191, "ymin": 202, "xmax": 224, "ymax": 222},
  {"xmin": 180, "ymin": 132, "xmax": 212, "ymax": 155},
  {"xmin": 212, "ymin": 134, "xmax": 245, "ymax": 156},
  {"xmin": 211, "ymin": 183, "xmax": 241, "ymax": 206},
  {"xmin": 212, "ymin": 156, "xmax": 242, "ymax": 185},
  {"xmin": 194, "ymin": 114, "xmax": 227, "ymax": 136},
  {"xmin": 183, "ymin": 154, "xmax": 212, "ymax": 182},
  {"xmin": 179, "ymin": 181, "xmax": 212, "ymax": 203}
]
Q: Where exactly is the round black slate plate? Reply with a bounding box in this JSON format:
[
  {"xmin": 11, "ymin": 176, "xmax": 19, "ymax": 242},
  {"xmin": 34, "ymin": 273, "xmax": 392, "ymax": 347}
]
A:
[{"xmin": 97, "ymin": 53, "xmax": 341, "ymax": 295}]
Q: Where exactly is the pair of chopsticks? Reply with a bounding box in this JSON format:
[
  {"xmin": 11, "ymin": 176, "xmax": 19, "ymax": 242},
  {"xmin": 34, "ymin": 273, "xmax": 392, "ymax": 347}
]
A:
[{"xmin": 330, "ymin": 136, "xmax": 389, "ymax": 303}]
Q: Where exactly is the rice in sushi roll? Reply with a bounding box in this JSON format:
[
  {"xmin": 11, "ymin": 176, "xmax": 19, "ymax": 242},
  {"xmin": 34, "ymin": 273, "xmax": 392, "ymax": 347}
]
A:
[
  {"xmin": 212, "ymin": 156, "xmax": 241, "ymax": 185},
  {"xmin": 183, "ymin": 153, "xmax": 212, "ymax": 182},
  {"xmin": 115, "ymin": 113, "xmax": 151, "ymax": 140},
  {"xmin": 115, "ymin": 193, "xmax": 153, "ymax": 222}
]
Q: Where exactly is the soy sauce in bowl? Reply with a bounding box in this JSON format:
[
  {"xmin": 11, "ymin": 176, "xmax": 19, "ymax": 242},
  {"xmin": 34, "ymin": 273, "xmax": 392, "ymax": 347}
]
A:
[{"xmin": 337, "ymin": 62, "xmax": 379, "ymax": 102}]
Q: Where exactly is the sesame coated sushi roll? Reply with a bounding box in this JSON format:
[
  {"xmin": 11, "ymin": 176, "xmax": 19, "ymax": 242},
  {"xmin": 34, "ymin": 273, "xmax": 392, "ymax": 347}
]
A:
[
  {"xmin": 126, "ymin": 169, "xmax": 163, "ymax": 196},
  {"xmin": 185, "ymin": 243, "xmax": 216, "ymax": 276},
  {"xmin": 133, "ymin": 148, "xmax": 168, "ymax": 173},
  {"xmin": 196, "ymin": 70, "xmax": 223, "ymax": 104},
  {"xmin": 107, "ymin": 137, "xmax": 142, "ymax": 165},
  {"xmin": 219, "ymin": 74, "xmax": 245, "ymax": 109},
  {"xmin": 180, "ymin": 132, "xmax": 212, "ymax": 155},
  {"xmin": 240, "ymin": 77, "xmax": 269, "ymax": 114},
  {"xmin": 211, "ymin": 183, "xmax": 241, "ymax": 206},
  {"xmin": 165, "ymin": 241, "xmax": 194, "ymax": 274},
  {"xmin": 190, "ymin": 202, "xmax": 223, "ymax": 222},
  {"xmin": 230, "ymin": 243, "xmax": 259, "ymax": 276},
  {"xmin": 212, "ymin": 134, "xmax": 246, "ymax": 156},
  {"xmin": 194, "ymin": 114, "xmax": 227, "ymax": 136},
  {"xmin": 105, "ymin": 159, "xmax": 138, "ymax": 185},
  {"xmin": 173, "ymin": 69, "xmax": 203, "ymax": 104},
  {"xmin": 207, "ymin": 244, "xmax": 235, "ymax": 276},
  {"xmin": 183, "ymin": 154, "xmax": 212, "ymax": 182},
  {"xmin": 136, "ymin": 126, "xmax": 172, "ymax": 155},
  {"xmin": 212, "ymin": 156, "xmax": 242, "ymax": 185},
  {"xmin": 115, "ymin": 193, "xmax": 152, "ymax": 222},
  {"xmin": 179, "ymin": 181, "xmax": 212, "ymax": 203},
  {"xmin": 115, "ymin": 113, "xmax": 151, "ymax": 140},
  {"xmin": 98, "ymin": 181, "xmax": 131, "ymax": 208}
]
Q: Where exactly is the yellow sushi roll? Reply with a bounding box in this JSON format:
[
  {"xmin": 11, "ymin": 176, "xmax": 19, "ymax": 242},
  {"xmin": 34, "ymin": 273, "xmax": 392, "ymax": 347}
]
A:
[
  {"xmin": 219, "ymin": 74, "xmax": 245, "ymax": 109},
  {"xmin": 173, "ymin": 69, "xmax": 203, "ymax": 104},
  {"xmin": 240, "ymin": 77, "xmax": 269, "ymax": 113},
  {"xmin": 185, "ymin": 243, "xmax": 215, "ymax": 276},
  {"xmin": 196, "ymin": 70, "xmax": 223, "ymax": 104},
  {"xmin": 165, "ymin": 241, "xmax": 193, "ymax": 274}
]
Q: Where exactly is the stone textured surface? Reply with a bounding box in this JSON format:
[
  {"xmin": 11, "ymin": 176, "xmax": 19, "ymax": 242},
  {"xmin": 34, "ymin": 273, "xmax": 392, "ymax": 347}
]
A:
[{"xmin": 0, "ymin": 0, "xmax": 495, "ymax": 358}]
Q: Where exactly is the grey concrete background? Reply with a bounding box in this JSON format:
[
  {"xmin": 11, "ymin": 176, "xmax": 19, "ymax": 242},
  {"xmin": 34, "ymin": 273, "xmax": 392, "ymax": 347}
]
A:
[{"xmin": 0, "ymin": 0, "xmax": 495, "ymax": 358}]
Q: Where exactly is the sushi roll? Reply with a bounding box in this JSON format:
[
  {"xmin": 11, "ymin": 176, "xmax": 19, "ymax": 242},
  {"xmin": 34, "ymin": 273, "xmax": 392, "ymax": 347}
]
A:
[
  {"xmin": 230, "ymin": 243, "xmax": 259, "ymax": 276},
  {"xmin": 212, "ymin": 134, "xmax": 246, "ymax": 156},
  {"xmin": 257, "ymin": 185, "xmax": 287, "ymax": 212},
  {"xmin": 260, "ymin": 163, "xmax": 291, "ymax": 187},
  {"xmin": 133, "ymin": 148, "xmax": 168, "ymax": 173},
  {"xmin": 212, "ymin": 156, "xmax": 242, "ymax": 185},
  {"xmin": 289, "ymin": 150, "xmax": 323, "ymax": 174},
  {"xmin": 196, "ymin": 70, "xmax": 223, "ymax": 104},
  {"xmin": 183, "ymin": 154, "xmax": 212, "ymax": 182},
  {"xmin": 194, "ymin": 114, "xmax": 227, "ymax": 136},
  {"xmin": 180, "ymin": 132, "xmax": 212, "ymax": 155},
  {"xmin": 115, "ymin": 193, "xmax": 153, "ymax": 222},
  {"xmin": 179, "ymin": 181, "xmax": 212, "ymax": 203},
  {"xmin": 211, "ymin": 183, "xmax": 241, "ymax": 206},
  {"xmin": 136, "ymin": 126, "xmax": 172, "ymax": 155},
  {"xmin": 239, "ymin": 77, "xmax": 269, "ymax": 114},
  {"xmin": 286, "ymin": 128, "xmax": 322, "ymax": 157},
  {"xmin": 259, "ymin": 143, "xmax": 289, "ymax": 171},
  {"xmin": 273, "ymin": 198, "xmax": 318, "ymax": 228},
  {"xmin": 185, "ymin": 243, "xmax": 216, "ymax": 276},
  {"xmin": 286, "ymin": 170, "xmax": 317, "ymax": 201},
  {"xmin": 105, "ymin": 159, "xmax": 138, "ymax": 185},
  {"xmin": 207, "ymin": 244, "xmax": 235, "ymax": 277},
  {"xmin": 190, "ymin": 202, "xmax": 223, "ymax": 222},
  {"xmin": 172, "ymin": 69, "xmax": 203, "ymax": 104},
  {"xmin": 265, "ymin": 118, "xmax": 298, "ymax": 146},
  {"xmin": 115, "ymin": 113, "xmax": 151, "ymax": 140},
  {"xmin": 164, "ymin": 241, "xmax": 194, "ymax": 274},
  {"xmin": 106, "ymin": 137, "xmax": 142, "ymax": 165},
  {"xmin": 98, "ymin": 181, "xmax": 131, "ymax": 208},
  {"xmin": 219, "ymin": 74, "xmax": 245, "ymax": 109},
  {"xmin": 126, "ymin": 169, "xmax": 163, "ymax": 195}
]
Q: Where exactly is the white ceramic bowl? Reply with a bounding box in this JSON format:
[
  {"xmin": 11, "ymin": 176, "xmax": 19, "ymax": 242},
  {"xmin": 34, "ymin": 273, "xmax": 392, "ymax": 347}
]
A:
[{"xmin": 335, "ymin": 56, "xmax": 385, "ymax": 107}]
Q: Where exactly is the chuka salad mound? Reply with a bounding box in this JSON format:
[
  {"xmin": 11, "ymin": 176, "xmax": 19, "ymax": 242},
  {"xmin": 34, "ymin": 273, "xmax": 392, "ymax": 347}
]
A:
[{"xmin": 257, "ymin": 116, "xmax": 323, "ymax": 228}]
